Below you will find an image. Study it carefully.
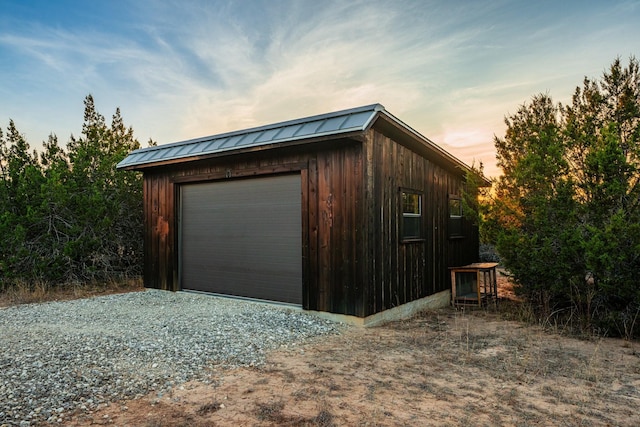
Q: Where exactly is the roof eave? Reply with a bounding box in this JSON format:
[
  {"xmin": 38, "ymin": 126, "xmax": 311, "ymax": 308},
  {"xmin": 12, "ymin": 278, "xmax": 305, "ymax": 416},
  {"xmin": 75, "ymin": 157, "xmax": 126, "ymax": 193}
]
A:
[
  {"xmin": 118, "ymin": 131, "xmax": 367, "ymax": 171},
  {"xmin": 116, "ymin": 104, "xmax": 383, "ymax": 171},
  {"xmin": 371, "ymin": 111, "xmax": 491, "ymax": 185}
]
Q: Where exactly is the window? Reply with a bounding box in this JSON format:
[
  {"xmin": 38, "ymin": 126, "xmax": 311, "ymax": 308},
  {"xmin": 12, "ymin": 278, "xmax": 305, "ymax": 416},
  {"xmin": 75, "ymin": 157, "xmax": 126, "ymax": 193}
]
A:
[
  {"xmin": 449, "ymin": 195, "xmax": 463, "ymax": 237},
  {"xmin": 402, "ymin": 190, "xmax": 422, "ymax": 240},
  {"xmin": 449, "ymin": 197, "xmax": 462, "ymax": 218}
]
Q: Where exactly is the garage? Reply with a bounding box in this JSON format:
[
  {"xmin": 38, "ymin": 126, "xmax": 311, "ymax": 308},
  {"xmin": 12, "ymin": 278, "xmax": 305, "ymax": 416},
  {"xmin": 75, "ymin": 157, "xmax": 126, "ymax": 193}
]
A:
[
  {"xmin": 179, "ymin": 173, "xmax": 302, "ymax": 304},
  {"xmin": 118, "ymin": 104, "xmax": 484, "ymax": 320}
]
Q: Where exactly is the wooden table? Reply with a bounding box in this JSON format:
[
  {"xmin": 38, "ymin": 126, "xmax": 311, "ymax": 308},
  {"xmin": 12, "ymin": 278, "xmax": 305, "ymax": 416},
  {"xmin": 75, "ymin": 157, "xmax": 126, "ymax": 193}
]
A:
[{"xmin": 449, "ymin": 262, "xmax": 499, "ymax": 307}]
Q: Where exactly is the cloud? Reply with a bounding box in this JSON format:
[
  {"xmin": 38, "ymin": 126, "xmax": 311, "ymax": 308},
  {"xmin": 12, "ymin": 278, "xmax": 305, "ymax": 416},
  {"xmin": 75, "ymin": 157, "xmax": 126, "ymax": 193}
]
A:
[
  {"xmin": 1, "ymin": 0, "xmax": 511, "ymax": 151},
  {"xmin": 1, "ymin": 0, "xmax": 639, "ymax": 180},
  {"xmin": 154, "ymin": 1, "xmax": 488, "ymax": 139}
]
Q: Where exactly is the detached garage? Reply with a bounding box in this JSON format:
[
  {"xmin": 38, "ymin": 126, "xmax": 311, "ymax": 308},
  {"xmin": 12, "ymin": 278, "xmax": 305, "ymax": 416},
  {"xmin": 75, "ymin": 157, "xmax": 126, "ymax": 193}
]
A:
[{"xmin": 117, "ymin": 104, "xmax": 485, "ymax": 323}]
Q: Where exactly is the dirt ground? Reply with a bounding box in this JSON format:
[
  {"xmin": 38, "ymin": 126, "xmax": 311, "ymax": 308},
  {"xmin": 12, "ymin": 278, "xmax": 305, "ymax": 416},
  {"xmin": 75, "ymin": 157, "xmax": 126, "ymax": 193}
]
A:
[{"xmin": 67, "ymin": 279, "xmax": 640, "ymax": 427}]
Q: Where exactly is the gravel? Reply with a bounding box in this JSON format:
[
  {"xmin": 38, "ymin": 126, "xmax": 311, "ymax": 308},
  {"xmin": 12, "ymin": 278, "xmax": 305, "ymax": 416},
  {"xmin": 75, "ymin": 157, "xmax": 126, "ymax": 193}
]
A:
[{"xmin": 0, "ymin": 290, "xmax": 343, "ymax": 426}]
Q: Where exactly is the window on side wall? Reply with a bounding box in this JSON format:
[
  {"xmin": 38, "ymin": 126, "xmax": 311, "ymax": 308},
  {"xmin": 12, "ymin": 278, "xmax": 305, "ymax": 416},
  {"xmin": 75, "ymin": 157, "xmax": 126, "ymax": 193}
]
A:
[
  {"xmin": 449, "ymin": 195, "xmax": 463, "ymax": 238},
  {"xmin": 401, "ymin": 190, "xmax": 422, "ymax": 241}
]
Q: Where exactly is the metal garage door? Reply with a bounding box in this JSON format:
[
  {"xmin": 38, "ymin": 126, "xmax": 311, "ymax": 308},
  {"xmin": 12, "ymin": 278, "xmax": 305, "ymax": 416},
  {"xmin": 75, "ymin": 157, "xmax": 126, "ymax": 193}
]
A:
[{"xmin": 180, "ymin": 174, "xmax": 302, "ymax": 304}]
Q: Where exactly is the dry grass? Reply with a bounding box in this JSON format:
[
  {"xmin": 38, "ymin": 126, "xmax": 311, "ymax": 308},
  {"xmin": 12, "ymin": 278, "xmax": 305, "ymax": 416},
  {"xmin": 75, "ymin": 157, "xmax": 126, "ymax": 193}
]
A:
[
  {"xmin": 0, "ymin": 277, "xmax": 143, "ymax": 308},
  {"xmin": 196, "ymin": 402, "xmax": 223, "ymax": 415},
  {"xmin": 252, "ymin": 399, "xmax": 337, "ymax": 426},
  {"xmin": 69, "ymin": 303, "xmax": 640, "ymax": 426}
]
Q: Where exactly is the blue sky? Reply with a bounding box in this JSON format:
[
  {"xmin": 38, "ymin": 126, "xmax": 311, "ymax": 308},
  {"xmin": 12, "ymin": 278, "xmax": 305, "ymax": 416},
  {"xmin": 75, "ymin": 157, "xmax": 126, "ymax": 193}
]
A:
[{"xmin": 1, "ymin": 0, "xmax": 639, "ymax": 178}]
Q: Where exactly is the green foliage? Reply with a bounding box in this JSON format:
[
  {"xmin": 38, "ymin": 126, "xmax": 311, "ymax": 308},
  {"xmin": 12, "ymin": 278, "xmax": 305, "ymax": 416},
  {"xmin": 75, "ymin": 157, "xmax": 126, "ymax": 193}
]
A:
[
  {"xmin": 0, "ymin": 95, "xmax": 145, "ymax": 287},
  {"xmin": 461, "ymin": 161, "xmax": 486, "ymax": 228},
  {"xmin": 488, "ymin": 57, "xmax": 640, "ymax": 338}
]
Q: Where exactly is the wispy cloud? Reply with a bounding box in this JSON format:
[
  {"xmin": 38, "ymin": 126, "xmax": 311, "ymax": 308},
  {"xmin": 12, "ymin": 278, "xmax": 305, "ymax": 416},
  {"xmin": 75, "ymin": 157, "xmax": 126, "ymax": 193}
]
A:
[
  {"xmin": 152, "ymin": 1, "xmax": 486, "ymax": 137},
  {"xmin": 0, "ymin": 0, "xmax": 638, "ymax": 179}
]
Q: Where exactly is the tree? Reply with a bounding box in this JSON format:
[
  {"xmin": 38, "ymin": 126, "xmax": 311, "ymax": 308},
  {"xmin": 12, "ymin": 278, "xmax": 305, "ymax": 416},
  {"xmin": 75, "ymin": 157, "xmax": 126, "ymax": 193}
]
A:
[
  {"xmin": 491, "ymin": 94, "xmax": 580, "ymax": 312},
  {"xmin": 489, "ymin": 58, "xmax": 640, "ymax": 337},
  {"xmin": 0, "ymin": 121, "xmax": 48, "ymax": 282},
  {"xmin": 64, "ymin": 95, "xmax": 143, "ymax": 281},
  {"xmin": 35, "ymin": 134, "xmax": 74, "ymax": 281},
  {"xmin": 0, "ymin": 95, "xmax": 145, "ymax": 287}
]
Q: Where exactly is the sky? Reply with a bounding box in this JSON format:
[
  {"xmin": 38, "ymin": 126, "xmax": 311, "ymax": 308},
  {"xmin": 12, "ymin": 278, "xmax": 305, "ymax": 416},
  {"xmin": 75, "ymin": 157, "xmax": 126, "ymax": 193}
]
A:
[{"xmin": 1, "ymin": 0, "xmax": 639, "ymax": 178}]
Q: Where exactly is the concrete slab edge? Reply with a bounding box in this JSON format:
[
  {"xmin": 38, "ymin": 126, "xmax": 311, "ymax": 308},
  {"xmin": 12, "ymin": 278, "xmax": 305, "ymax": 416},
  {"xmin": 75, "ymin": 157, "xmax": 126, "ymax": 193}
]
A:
[{"xmin": 305, "ymin": 290, "xmax": 451, "ymax": 327}]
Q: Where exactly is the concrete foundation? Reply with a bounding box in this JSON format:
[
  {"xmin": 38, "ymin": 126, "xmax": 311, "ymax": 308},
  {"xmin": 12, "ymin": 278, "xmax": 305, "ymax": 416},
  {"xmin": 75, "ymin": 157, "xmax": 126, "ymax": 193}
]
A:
[
  {"xmin": 305, "ymin": 289, "xmax": 451, "ymax": 327},
  {"xmin": 182, "ymin": 288, "xmax": 451, "ymax": 328}
]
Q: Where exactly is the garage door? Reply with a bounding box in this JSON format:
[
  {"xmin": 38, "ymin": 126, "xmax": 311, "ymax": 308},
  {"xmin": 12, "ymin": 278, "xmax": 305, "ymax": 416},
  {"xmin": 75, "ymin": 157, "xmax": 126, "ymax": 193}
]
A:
[{"xmin": 180, "ymin": 174, "xmax": 302, "ymax": 304}]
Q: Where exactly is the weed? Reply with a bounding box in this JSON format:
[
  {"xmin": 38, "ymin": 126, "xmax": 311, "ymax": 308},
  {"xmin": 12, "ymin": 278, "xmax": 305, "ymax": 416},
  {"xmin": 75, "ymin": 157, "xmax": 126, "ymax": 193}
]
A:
[
  {"xmin": 500, "ymin": 387, "xmax": 520, "ymax": 407},
  {"xmin": 540, "ymin": 384, "xmax": 563, "ymax": 400},
  {"xmin": 195, "ymin": 401, "xmax": 221, "ymax": 415},
  {"xmin": 254, "ymin": 400, "xmax": 285, "ymax": 422},
  {"xmin": 324, "ymin": 380, "xmax": 340, "ymax": 391},
  {"xmin": 312, "ymin": 409, "xmax": 336, "ymax": 427},
  {"xmin": 144, "ymin": 413, "xmax": 211, "ymax": 427},
  {"xmin": 413, "ymin": 382, "xmax": 435, "ymax": 393},
  {"xmin": 0, "ymin": 279, "xmax": 51, "ymax": 306},
  {"xmin": 292, "ymin": 386, "xmax": 321, "ymax": 401}
]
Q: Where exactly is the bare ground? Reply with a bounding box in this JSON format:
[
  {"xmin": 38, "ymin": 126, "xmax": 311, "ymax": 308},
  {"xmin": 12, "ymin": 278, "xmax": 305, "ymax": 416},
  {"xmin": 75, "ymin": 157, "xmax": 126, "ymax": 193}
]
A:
[{"xmin": 67, "ymin": 280, "xmax": 640, "ymax": 427}]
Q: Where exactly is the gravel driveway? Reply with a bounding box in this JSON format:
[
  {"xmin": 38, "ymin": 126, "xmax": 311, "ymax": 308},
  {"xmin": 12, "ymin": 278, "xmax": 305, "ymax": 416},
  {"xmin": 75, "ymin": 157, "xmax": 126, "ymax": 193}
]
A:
[{"xmin": 0, "ymin": 290, "xmax": 342, "ymax": 426}]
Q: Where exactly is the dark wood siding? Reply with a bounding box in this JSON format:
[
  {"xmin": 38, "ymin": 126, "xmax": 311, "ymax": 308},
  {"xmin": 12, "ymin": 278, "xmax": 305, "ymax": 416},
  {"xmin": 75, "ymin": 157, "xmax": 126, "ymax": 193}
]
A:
[
  {"xmin": 143, "ymin": 171, "xmax": 176, "ymax": 290},
  {"xmin": 309, "ymin": 145, "xmax": 365, "ymax": 316},
  {"xmin": 362, "ymin": 129, "xmax": 478, "ymax": 317},
  {"xmin": 140, "ymin": 128, "xmax": 478, "ymax": 318}
]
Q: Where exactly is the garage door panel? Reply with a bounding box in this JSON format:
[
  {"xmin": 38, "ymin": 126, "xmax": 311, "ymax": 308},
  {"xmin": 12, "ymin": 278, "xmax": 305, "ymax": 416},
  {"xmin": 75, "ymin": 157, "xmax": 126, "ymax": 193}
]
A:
[{"xmin": 180, "ymin": 174, "xmax": 302, "ymax": 304}]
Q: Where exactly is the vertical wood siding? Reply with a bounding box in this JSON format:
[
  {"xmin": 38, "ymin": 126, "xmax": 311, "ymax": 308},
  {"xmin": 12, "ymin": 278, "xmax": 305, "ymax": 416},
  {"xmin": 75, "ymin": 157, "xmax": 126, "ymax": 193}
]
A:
[
  {"xmin": 143, "ymin": 171, "xmax": 176, "ymax": 290},
  {"xmin": 140, "ymin": 141, "xmax": 367, "ymax": 316},
  {"xmin": 361, "ymin": 129, "xmax": 478, "ymax": 316},
  {"xmin": 310, "ymin": 145, "xmax": 365, "ymax": 316}
]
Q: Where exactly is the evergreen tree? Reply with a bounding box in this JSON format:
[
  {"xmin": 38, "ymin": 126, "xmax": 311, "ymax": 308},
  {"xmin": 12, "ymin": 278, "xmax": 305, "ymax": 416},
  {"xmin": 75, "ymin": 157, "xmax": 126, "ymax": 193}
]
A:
[
  {"xmin": 0, "ymin": 95, "xmax": 144, "ymax": 287},
  {"xmin": 489, "ymin": 58, "xmax": 640, "ymax": 337},
  {"xmin": 36, "ymin": 134, "xmax": 73, "ymax": 281},
  {"xmin": 564, "ymin": 59, "xmax": 640, "ymax": 334},
  {"xmin": 0, "ymin": 126, "xmax": 9, "ymax": 282},
  {"xmin": 64, "ymin": 95, "xmax": 143, "ymax": 281},
  {"xmin": 492, "ymin": 94, "xmax": 580, "ymax": 311},
  {"xmin": 0, "ymin": 121, "xmax": 47, "ymax": 281}
]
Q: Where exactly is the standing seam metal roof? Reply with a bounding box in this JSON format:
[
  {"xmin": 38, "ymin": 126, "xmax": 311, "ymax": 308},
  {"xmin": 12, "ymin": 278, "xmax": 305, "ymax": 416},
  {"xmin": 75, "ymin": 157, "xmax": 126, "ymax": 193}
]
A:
[
  {"xmin": 116, "ymin": 104, "xmax": 385, "ymax": 170},
  {"xmin": 116, "ymin": 103, "xmax": 480, "ymax": 180}
]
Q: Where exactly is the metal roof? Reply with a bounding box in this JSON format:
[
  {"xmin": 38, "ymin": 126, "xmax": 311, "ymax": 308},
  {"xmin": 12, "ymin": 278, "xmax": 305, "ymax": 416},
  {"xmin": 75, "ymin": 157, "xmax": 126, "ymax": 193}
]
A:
[
  {"xmin": 116, "ymin": 104, "xmax": 385, "ymax": 170},
  {"xmin": 116, "ymin": 103, "xmax": 484, "ymax": 182}
]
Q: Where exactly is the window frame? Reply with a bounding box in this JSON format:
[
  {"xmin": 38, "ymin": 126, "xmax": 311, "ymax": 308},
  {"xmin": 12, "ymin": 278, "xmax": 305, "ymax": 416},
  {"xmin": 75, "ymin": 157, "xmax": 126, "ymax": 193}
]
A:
[
  {"xmin": 400, "ymin": 188, "xmax": 424, "ymax": 242},
  {"xmin": 448, "ymin": 194, "xmax": 464, "ymax": 238}
]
